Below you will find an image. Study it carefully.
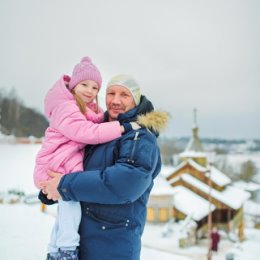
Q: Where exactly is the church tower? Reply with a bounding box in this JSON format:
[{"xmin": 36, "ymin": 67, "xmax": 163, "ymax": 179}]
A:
[{"xmin": 179, "ymin": 108, "xmax": 207, "ymax": 166}]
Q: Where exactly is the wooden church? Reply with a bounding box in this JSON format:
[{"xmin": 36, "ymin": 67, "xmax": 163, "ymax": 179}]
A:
[{"xmin": 147, "ymin": 110, "xmax": 250, "ymax": 241}]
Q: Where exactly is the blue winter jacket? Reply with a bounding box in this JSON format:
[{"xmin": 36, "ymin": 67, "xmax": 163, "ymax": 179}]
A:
[{"xmin": 58, "ymin": 96, "xmax": 168, "ymax": 260}]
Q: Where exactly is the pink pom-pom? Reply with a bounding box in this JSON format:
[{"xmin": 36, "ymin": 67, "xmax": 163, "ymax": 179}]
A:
[{"xmin": 81, "ymin": 56, "xmax": 92, "ymax": 63}]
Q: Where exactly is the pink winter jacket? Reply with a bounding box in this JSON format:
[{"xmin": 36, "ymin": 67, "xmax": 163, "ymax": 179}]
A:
[{"xmin": 33, "ymin": 76, "xmax": 121, "ymax": 188}]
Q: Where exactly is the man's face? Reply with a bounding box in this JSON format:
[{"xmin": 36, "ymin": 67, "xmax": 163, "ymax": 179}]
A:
[{"xmin": 106, "ymin": 85, "xmax": 136, "ymax": 121}]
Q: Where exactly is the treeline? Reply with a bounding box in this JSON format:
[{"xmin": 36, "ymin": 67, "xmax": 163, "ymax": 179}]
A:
[
  {"xmin": 158, "ymin": 137, "xmax": 259, "ymax": 183},
  {"xmin": 0, "ymin": 88, "xmax": 49, "ymax": 138}
]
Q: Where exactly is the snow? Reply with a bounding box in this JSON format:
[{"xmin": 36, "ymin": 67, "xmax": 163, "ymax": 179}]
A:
[
  {"xmin": 233, "ymin": 181, "xmax": 260, "ymax": 192},
  {"xmin": 188, "ymin": 158, "xmax": 208, "ymax": 172},
  {"xmin": 170, "ymin": 186, "xmax": 216, "ymax": 221},
  {"xmin": 244, "ymin": 200, "xmax": 260, "ymax": 217},
  {"xmin": 0, "ymin": 203, "xmax": 193, "ymax": 260},
  {"xmin": 0, "ymin": 144, "xmax": 191, "ymax": 260},
  {"xmin": 151, "ymin": 174, "xmax": 176, "ymax": 195},
  {"xmin": 206, "ymin": 165, "xmax": 231, "ymax": 187},
  {"xmin": 1, "ymin": 144, "xmax": 260, "ymax": 260},
  {"xmin": 219, "ymin": 153, "xmax": 260, "ymax": 182},
  {"xmin": 160, "ymin": 165, "xmax": 176, "ymax": 178},
  {"xmin": 0, "ymin": 204, "xmax": 54, "ymax": 259},
  {"xmin": 0, "ymin": 144, "xmax": 40, "ymax": 194},
  {"xmin": 226, "ymin": 153, "xmax": 260, "ymax": 170},
  {"xmin": 180, "ymin": 151, "xmax": 207, "ymax": 158},
  {"xmin": 142, "ymin": 223, "xmax": 260, "ymax": 260},
  {"xmin": 164, "ymin": 160, "xmax": 186, "ymax": 177}
]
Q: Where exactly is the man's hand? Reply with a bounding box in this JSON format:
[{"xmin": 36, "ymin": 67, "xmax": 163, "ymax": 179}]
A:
[{"xmin": 40, "ymin": 171, "xmax": 63, "ymax": 201}]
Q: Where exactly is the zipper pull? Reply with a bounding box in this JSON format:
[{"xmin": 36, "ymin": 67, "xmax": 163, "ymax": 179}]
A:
[
  {"xmin": 134, "ymin": 131, "xmax": 139, "ymax": 140},
  {"xmin": 127, "ymin": 132, "xmax": 140, "ymax": 164}
]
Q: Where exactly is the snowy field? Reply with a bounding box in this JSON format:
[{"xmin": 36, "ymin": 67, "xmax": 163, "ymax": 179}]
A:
[
  {"xmin": 1, "ymin": 143, "xmax": 260, "ymax": 260},
  {"xmin": 227, "ymin": 153, "xmax": 260, "ymax": 169}
]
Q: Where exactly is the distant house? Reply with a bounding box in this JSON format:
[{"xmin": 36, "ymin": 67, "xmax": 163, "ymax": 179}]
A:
[
  {"xmin": 147, "ymin": 169, "xmax": 175, "ymax": 223},
  {"xmin": 233, "ymin": 180, "xmax": 260, "ymax": 227},
  {"xmin": 233, "ymin": 181, "xmax": 260, "ymax": 204},
  {"xmin": 147, "ymin": 110, "xmax": 250, "ymax": 241}
]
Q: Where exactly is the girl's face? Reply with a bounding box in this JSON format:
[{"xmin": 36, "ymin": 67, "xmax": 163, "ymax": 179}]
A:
[{"xmin": 74, "ymin": 80, "xmax": 99, "ymax": 104}]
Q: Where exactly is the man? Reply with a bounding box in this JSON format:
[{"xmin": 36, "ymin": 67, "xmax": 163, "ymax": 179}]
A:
[{"xmin": 41, "ymin": 74, "xmax": 169, "ymax": 260}]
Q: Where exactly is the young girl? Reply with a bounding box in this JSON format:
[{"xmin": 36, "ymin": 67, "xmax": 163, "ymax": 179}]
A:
[{"xmin": 33, "ymin": 56, "xmax": 124, "ymax": 260}]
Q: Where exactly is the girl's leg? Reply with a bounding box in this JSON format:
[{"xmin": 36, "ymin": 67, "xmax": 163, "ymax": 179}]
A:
[
  {"xmin": 47, "ymin": 205, "xmax": 59, "ymax": 258},
  {"xmin": 56, "ymin": 200, "xmax": 81, "ymax": 251}
]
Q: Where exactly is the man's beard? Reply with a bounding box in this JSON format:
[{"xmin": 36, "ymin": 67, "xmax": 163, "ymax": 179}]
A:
[{"xmin": 108, "ymin": 104, "xmax": 125, "ymax": 121}]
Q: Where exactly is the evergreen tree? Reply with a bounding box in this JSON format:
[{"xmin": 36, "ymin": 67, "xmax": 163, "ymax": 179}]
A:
[
  {"xmin": 239, "ymin": 160, "xmax": 257, "ymax": 182},
  {"xmin": 0, "ymin": 88, "xmax": 48, "ymax": 137}
]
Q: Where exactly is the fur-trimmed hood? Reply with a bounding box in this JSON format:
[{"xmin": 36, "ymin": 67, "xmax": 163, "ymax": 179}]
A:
[
  {"xmin": 137, "ymin": 110, "xmax": 170, "ymax": 134},
  {"xmin": 105, "ymin": 95, "xmax": 171, "ymax": 135},
  {"xmin": 122, "ymin": 95, "xmax": 170, "ymax": 136}
]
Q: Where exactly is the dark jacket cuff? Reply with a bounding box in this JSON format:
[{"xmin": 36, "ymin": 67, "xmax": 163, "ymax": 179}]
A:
[
  {"xmin": 38, "ymin": 190, "xmax": 58, "ymax": 205},
  {"xmin": 121, "ymin": 122, "xmax": 132, "ymax": 133}
]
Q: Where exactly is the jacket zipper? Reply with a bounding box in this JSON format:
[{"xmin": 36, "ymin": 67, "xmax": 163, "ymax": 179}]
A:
[{"xmin": 127, "ymin": 131, "xmax": 140, "ymax": 164}]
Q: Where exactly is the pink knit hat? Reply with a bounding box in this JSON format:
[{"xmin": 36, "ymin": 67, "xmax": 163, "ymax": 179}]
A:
[{"xmin": 68, "ymin": 56, "xmax": 102, "ymax": 90}]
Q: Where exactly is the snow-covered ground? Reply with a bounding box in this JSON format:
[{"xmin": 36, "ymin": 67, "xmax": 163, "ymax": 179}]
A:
[
  {"xmin": 0, "ymin": 204, "xmax": 193, "ymax": 260},
  {"xmin": 218, "ymin": 152, "xmax": 260, "ymax": 182},
  {"xmin": 142, "ymin": 222, "xmax": 260, "ymax": 260},
  {"xmin": 1, "ymin": 143, "xmax": 260, "ymax": 260}
]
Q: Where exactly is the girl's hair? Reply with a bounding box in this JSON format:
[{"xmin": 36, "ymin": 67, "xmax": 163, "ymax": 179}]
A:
[{"xmin": 71, "ymin": 89, "xmax": 99, "ymax": 114}]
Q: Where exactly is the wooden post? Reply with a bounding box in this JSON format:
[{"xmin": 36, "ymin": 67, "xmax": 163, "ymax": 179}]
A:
[
  {"xmin": 41, "ymin": 203, "xmax": 46, "ymax": 213},
  {"xmin": 207, "ymin": 154, "xmax": 215, "ymax": 260}
]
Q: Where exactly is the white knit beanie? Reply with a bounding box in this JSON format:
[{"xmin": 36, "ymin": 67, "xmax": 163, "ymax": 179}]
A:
[{"xmin": 107, "ymin": 74, "xmax": 141, "ymax": 105}]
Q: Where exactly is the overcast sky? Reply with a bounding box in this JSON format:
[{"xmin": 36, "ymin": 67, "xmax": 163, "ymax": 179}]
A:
[{"xmin": 0, "ymin": 0, "xmax": 259, "ymax": 139}]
